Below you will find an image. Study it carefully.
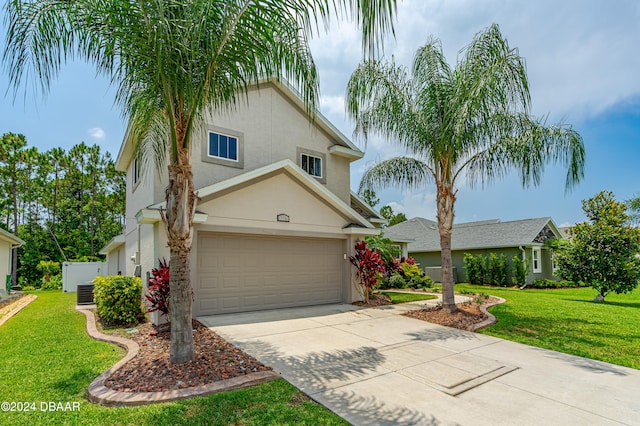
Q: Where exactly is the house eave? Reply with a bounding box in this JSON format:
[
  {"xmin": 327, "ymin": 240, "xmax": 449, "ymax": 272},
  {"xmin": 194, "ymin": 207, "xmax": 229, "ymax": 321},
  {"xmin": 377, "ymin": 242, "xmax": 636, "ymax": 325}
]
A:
[
  {"xmin": 136, "ymin": 208, "xmax": 208, "ymax": 224},
  {"xmin": 410, "ymin": 243, "xmax": 543, "ymax": 253},
  {"xmin": 328, "ymin": 145, "xmax": 364, "ymax": 161},
  {"xmin": 0, "ymin": 228, "xmax": 25, "ymax": 247},
  {"xmin": 99, "ymin": 235, "xmax": 125, "ymax": 255},
  {"xmin": 342, "ymin": 227, "xmax": 381, "ymax": 236}
]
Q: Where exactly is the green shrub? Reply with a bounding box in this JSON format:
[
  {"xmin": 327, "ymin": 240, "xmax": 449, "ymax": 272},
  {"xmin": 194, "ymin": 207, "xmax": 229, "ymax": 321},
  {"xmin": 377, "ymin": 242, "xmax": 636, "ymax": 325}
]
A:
[
  {"xmin": 37, "ymin": 260, "xmax": 61, "ymax": 288},
  {"xmin": 93, "ymin": 276, "xmax": 144, "ymax": 326},
  {"xmin": 512, "ymin": 255, "xmax": 528, "ymax": 287},
  {"xmin": 21, "ymin": 285, "xmax": 36, "ymax": 291},
  {"xmin": 409, "ymin": 274, "xmax": 433, "ymax": 289},
  {"xmin": 465, "ymin": 253, "xmax": 509, "ymax": 286},
  {"xmin": 388, "ymin": 273, "xmax": 408, "ymax": 289},
  {"xmin": 492, "ymin": 254, "xmax": 508, "ymax": 286},
  {"xmin": 41, "ymin": 274, "xmax": 62, "ymax": 290},
  {"xmin": 464, "ymin": 253, "xmax": 483, "ymax": 284},
  {"xmin": 529, "ymin": 279, "xmax": 580, "ymax": 289},
  {"xmin": 399, "ymin": 262, "xmax": 432, "ymax": 288}
]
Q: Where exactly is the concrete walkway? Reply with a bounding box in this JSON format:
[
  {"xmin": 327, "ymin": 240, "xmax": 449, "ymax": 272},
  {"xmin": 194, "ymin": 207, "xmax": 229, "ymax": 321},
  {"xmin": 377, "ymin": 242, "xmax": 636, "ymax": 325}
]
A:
[{"xmin": 199, "ymin": 298, "xmax": 640, "ymax": 426}]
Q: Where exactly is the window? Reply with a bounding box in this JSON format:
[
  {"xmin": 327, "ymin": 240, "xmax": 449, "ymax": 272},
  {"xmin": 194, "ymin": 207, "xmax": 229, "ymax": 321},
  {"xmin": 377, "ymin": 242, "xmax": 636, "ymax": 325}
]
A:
[
  {"xmin": 301, "ymin": 153, "xmax": 322, "ymax": 178},
  {"xmin": 552, "ymin": 253, "xmax": 558, "ymax": 273},
  {"xmin": 209, "ymin": 131, "xmax": 238, "ymax": 161},
  {"xmin": 202, "ymin": 126, "xmax": 243, "ymax": 168},
  {"xmin": 133, "ymin": 157, "xmax": 141, "ymax": 185},
  {"xmin": 296, "ymin": 147, "xmax": 326, "ymax": 183},
  {"xmin": 532, "ymin": 247, "xmax": 542, "ymax": 273}
]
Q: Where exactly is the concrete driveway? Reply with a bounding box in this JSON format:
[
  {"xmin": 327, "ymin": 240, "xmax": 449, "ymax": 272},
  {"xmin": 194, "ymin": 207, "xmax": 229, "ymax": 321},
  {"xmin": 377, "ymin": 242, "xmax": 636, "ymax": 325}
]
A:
[{"xmin": 198, "ymin": 299, "xmax": 640, "ymax": 425}]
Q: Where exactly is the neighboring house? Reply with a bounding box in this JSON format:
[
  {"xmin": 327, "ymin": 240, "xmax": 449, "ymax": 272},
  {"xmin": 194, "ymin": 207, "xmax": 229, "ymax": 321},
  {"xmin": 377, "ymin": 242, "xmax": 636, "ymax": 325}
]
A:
[
  {"xmin": 101, "ymin": 79, "xmax": 383, "ymax": 318},
  {"xmin": 0, "ymin": 228, "xmax": 24, "ymax": 297},
  {"xmin": 385, "ymin": 217, "xmax": 563, "ymax": 284}
]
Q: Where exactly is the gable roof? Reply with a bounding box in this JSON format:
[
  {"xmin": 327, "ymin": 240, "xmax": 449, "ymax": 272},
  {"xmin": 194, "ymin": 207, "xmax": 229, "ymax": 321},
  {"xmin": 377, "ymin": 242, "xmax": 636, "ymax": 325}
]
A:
[
  {"xmin": 0, "ymin": 228, "xmax": 24, "ymax": 247},
  {"xmin": 138, "ymin": 159, "xmax": 378, "ymax": 233},
  {"xmin": 115, "ymin": 78, "xmax": 363, "ymax": 171},
  {"xmin": 350, "ymin": 191, "xmax": 386, "ymax": 226},
  {"xmin": 385, "ymin": 217, "xmax": 561, "ymax": 252}
]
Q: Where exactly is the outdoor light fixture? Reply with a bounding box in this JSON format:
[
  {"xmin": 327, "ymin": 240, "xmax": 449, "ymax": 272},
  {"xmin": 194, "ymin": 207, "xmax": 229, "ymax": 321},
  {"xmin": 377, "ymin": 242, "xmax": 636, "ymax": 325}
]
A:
[{"xmin": 277, "ymin": 213, "xmax": 290, "ymax": 222}]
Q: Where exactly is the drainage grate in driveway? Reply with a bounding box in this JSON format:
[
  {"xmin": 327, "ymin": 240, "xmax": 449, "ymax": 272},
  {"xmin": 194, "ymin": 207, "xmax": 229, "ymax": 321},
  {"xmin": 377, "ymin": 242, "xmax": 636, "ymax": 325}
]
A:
[{"xmin": 400, "ymin": 353, "xmax": 519, "ymax": 396}]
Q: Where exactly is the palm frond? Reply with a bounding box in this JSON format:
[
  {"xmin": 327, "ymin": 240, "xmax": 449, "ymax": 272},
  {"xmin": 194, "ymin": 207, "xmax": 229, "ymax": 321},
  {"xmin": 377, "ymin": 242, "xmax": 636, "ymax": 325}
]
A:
[
  {"xmin": 464, "ymin": 114, "xmax": 585, "ymax": 192},
  {"xmin": 359, "ymin": 157, "xmax": 434, "ymax": 193}
]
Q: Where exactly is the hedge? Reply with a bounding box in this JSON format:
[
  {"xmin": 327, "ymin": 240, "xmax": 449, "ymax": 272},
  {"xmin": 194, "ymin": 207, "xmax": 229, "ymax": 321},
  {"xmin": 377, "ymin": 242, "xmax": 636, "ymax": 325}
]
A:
[{"xmin": 93, "ymin": 276, "xmax": 144, "ymax": 326}]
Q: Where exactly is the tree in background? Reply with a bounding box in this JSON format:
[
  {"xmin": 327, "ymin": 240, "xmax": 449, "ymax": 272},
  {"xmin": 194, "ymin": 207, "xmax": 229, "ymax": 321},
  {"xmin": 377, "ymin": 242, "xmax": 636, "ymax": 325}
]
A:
[
  {"xmin": 380, "ymin": 205, "xmax": 407, "ymax": 226},
  {"xmin": 5, "ymin": 0, "xmax": 396, "ymax": 363},
  {"xmin": 0, "ymin": 133, "xmax": 125, "ymax": 286},
  {"xmin": 359, "ymin": 189, "xmax": 380, "ymax": 208},
  {"xmin": 347, "ymin": 24, "xmax": 585, "ymax": 312},
  {"xmin": 556, "ymin": 191, "xmax": 640, "ymax": 302},
  {"xmin": 627, "ymin": 195, "xmax": 640, "ymax": 225}
]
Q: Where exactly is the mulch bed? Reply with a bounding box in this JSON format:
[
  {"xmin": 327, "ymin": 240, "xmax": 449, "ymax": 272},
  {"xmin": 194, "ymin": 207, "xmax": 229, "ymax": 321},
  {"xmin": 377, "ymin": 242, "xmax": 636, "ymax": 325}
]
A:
[
  {"xmin": 351, "ymin": 293, "xmax": 392, "ymax": 307},
  {"xmin": 104, "ymin": 319, "xmax": 272, "ymax": 392},
  {"xmin": 404, "ymin": 295, "xmax": 500, "ymax": 331}
]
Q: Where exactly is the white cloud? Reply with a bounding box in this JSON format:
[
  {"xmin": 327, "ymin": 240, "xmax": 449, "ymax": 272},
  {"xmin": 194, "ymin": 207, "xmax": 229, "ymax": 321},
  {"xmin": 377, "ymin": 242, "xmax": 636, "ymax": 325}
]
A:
[
  {"xmin": 382, "ymin": 190, "xmax": 437, "ymax": 220},
  {"xmin": 88, "ymin": 127, "xmax": 106, "ymax": 140},
  {"xmin": 312, "ymin": 0, "xmax": 640, "ymax": 127}
]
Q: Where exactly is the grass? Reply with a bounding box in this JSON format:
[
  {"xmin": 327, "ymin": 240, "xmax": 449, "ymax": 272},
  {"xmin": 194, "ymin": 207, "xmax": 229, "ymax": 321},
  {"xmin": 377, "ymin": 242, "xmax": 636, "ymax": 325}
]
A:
[
  {"xmin": 379, "ymin": 291, "xmax": 438, "ymax": 304},
  {"xmin": 0, "ymin": 291, "xmax": 348, "ymax": 426},
  {"xmin": 437, "ymin": 284, "xmax": 640, "ymax": 370}
]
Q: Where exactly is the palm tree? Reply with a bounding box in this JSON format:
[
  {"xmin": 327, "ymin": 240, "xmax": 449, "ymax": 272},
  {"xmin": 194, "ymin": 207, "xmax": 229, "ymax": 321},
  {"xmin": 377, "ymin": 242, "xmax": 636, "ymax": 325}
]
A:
[
  {"xmin": 347, "ymin": 24, "xmax": 585, "ymax": 312},
  {"xmin": 627, "ymin": 195, "xmax": 640, "ymax": 225},
  {"xmin": 4, "ymin": 0, "xmax": 396, "ymax": 363}
]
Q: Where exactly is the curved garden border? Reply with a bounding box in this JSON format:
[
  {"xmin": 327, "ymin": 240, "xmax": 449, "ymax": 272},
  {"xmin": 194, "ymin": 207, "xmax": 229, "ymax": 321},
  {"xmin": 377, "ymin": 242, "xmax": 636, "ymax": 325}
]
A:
[
  {"xmin": 76, "ymin": 307, "xmax": 280, "ymax": 407},
  {"xmin": 0, "ymin": 294, "xmax": 37, "ymax": 326},
  {"xmin": 469, "ymin": 296, "xmax": 506, "ymax": 331}
]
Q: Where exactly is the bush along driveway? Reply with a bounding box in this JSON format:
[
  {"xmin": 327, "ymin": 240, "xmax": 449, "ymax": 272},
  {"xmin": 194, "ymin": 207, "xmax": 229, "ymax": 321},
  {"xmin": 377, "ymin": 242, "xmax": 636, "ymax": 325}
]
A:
[{"xmin": 0, "ymin": 291, "xmax": 347, "ymax": 426}]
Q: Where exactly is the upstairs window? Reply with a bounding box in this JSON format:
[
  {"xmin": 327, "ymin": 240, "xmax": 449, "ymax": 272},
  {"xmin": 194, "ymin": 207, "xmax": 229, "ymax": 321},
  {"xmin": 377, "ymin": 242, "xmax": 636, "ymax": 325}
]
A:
[
  {"xmin": 133, "ymin": 157, "xmax": 141, "ymax": 185},
  {"xmin": 301, "ymin": 153, "xmax": 322, "ymax": 178},
  {"xmin": 209, "ymin": 131, "xmax": 238, "ymax": 161}
]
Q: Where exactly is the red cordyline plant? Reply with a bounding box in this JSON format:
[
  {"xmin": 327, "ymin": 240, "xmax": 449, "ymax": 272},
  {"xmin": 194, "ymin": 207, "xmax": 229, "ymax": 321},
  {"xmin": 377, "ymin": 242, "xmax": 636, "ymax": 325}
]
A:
[
  {"xmin": 349, "ymin": 240, "xmax": 386, "ymax": 303},
  {"xmin": 145, "ymin": 258, "xmax": 170, "ymax": 317}
]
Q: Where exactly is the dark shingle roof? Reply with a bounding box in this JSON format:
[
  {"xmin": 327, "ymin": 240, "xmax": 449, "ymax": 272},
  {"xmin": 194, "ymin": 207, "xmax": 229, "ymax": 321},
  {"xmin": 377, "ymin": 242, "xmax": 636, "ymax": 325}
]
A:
[{"xmin": 384, "ymin": 217, "xmax": 559, "ymax": 252}]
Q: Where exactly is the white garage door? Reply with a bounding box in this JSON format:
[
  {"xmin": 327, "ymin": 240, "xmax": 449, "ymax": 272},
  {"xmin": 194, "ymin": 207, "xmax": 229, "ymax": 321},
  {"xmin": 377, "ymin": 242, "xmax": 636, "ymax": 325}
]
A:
[{"xmin": 195, "ymin": 233, "xmax": 345, "ymax": 316}]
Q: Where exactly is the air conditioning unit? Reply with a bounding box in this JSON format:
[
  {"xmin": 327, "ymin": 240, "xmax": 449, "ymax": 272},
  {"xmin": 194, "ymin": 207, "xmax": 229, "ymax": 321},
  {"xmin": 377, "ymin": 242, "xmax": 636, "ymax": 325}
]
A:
[{"xmin": 76, "ymin": 283, "xmax": 95, "ymax": 305}]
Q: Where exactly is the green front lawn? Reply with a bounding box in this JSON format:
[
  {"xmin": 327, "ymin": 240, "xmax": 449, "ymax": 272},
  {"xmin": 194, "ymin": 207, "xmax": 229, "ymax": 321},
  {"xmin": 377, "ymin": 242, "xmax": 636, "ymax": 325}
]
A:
[
  {"xmin": 443, "ymin": 284, "xmax": 640, "ymax": 370},
  {"xmin": 0, "ymin": 291, "xmax": 347, "ymax": 426},
  {"xmin": 379, "ymin": 291, "xmax": 438, "ymax": 304}
]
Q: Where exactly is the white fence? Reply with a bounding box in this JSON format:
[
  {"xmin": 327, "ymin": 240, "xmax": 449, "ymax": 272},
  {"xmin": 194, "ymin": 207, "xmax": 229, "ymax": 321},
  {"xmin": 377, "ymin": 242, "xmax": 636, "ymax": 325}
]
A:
[{"xmin": 62, "ymin": 262, "xmax": 106, "ymax": 292}]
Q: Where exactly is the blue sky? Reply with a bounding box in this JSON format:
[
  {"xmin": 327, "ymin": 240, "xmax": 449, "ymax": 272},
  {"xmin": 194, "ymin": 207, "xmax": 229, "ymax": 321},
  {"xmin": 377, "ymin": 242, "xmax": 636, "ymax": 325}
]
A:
[{"xmin": 2, "ymin": 0, "xmax": 640, "ymax": 227}]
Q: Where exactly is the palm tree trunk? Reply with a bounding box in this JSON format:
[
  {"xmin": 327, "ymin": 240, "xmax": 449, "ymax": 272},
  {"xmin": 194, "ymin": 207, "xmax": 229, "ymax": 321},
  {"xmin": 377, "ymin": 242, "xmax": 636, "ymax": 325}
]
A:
[
  {"xmin": 437, "ymin": 182, "xmax": 457, "ymax": 313},
  {"xmin": 166, "ymin": 159, "xmax": 197, "ymax": 364}
]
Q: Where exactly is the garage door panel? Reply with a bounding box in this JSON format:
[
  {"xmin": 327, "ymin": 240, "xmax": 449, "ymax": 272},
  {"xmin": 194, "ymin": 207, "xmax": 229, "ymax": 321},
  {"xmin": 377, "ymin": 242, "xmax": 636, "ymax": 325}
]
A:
[{"xmin": 195, "ymin": 233, "xmax": 344, "ymax": 316}]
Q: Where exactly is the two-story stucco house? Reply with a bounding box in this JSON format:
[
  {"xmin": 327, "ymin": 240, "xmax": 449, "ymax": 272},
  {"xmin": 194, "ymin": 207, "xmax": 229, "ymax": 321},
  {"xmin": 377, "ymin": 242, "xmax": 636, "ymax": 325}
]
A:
[{"xmin": 100, "ymin": 80, "xmax": 383, "ymax": 318}]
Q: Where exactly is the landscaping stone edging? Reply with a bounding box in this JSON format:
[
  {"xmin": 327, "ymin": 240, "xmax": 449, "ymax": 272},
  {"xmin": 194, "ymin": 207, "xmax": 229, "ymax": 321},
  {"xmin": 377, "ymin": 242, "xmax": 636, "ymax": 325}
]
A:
[
  {"xmin": 76, "ymin": 307, "xmax": 280, "ymax": 407},
  {"xmin": 469, "ymin": 296, "xmax": 506, "ymax": 331},
  {"xmin": 0, "ymin": 294, "xmax": 37, "ymax": 326}
]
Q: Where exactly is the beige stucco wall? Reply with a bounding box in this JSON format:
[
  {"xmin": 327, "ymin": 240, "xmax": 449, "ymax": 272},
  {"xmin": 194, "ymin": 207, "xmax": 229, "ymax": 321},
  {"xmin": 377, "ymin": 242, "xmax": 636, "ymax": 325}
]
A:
[
  {"xmin": 192, "ymin": 83, "xmax": 353, "ymax": 203},
  {"xmin": 197, "ymin": 172, "xmax": 351, "ymax": 236}
]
